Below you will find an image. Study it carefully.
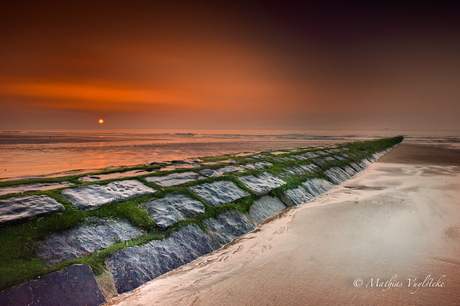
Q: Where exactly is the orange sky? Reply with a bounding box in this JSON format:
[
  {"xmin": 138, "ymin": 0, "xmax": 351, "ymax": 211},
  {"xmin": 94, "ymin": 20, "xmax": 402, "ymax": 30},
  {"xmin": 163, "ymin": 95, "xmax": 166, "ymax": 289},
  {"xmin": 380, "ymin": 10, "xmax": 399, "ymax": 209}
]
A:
[{"xmin": 1, "ymin": 1, "xmax": 459, "ymax": 130}]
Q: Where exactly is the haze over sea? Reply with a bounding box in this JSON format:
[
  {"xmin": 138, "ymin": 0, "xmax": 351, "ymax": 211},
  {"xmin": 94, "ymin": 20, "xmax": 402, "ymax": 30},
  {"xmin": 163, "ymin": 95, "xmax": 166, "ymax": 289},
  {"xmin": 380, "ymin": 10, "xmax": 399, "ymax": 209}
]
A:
[{"xmin": 1, "ymin": 129, "xmax": 459, "ymax": 180}]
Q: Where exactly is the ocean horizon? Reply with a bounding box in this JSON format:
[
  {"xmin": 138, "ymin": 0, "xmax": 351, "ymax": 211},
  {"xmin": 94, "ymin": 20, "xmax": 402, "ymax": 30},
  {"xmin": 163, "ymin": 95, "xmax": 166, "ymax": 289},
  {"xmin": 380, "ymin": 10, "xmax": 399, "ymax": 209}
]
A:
[{"xmin": 1, "ymin": 128, "xmax": 459, "ymax": 180}]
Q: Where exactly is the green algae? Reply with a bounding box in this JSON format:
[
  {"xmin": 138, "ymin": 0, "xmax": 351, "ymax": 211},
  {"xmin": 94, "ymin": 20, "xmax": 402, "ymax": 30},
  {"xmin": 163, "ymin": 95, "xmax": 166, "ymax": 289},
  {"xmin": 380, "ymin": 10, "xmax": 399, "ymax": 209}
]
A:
[{"xmin": 0, "ymin": 136, "xmax": 403, "ymax": 291}]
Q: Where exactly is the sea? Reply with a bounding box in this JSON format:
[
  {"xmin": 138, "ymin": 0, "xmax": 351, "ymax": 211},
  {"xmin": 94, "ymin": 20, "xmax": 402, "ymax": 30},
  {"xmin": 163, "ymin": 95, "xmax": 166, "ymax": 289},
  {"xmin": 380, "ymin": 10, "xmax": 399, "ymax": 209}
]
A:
[{"xmin": 1, "ymin": 129, "xmax": 459, "ymax": 181}]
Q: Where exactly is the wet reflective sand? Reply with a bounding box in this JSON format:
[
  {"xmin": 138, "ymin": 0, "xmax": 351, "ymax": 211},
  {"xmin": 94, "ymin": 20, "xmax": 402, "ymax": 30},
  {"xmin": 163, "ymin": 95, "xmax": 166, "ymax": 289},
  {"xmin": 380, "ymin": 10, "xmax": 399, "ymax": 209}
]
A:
[{"xmin": 105, "ymin": 144, "xmax": 460, "ymax": 305}]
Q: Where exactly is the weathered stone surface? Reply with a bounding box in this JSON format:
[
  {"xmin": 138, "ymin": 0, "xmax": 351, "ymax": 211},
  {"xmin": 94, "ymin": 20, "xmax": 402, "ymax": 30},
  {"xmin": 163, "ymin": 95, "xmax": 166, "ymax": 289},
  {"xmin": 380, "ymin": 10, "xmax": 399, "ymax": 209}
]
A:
[
  {"xmin": 283, "ymin": 166, "xmax": 307, "ymax": 177},
  {"xmin": 251, "ymin": 153, "xmax": 273, "ymax": 159},
  {"xmin": 272, "ymin": 156, "xmax": 295, "ymax": 163},
  {"xmin": 332, "ymin": 155, "xmax": 347, "ymax": 161},
  {"xmin": 300, "ymin": 163, "xmax": 320, "ymax": 173},
  {"xmin": 270, "ymin": 151, "xmax": 289, "ymax": 155},
  {"xmin": 243, "ymin": 161, "xmax": 273, "ymax": 170},
  {"xmin": 0, "ymin": 264, "xmax": 106, "ymax": 306},
  {"xmin": 145, "ymin": 193, "xmax": 205, "ymax": 227},
  {"xmin": 106, "ymin": 225, "xmax": 219, "ymax": 294},
  {"xmin": 325, "ymin": 148, "xmax": 342, "ymax": 153},
  {"xmin": 342, "ymin": 165, "xmax": 358, "ymax": 177},
  {"xmin": 0, "ymin": 182, "xmax": 74, "ymax": 197},
  {"xmin": 78, "ymin": 170, "xmax": 153, "ymax": 182},
  {"xmin": 61, "ymin": 180, "xmax": 155, "ymax": 211},
  {"xmin": 200, "ymin": 166, "xmax": 246, "ymax": 178},
  {"xmin": 249, "ymin": 196, "xmax": 287, "ymax": 223},
  {"xmin": 238, "ymin": 172, "xmax": 286, "ymax": 196},
  {"xmin": 292, "ymin": 155, "xmax": 308, "ymax": 161},
  {"xmin": 188, "ymin": 181, "xmax": 250, "ymax": 207},
  {"xmin": 204, "ymin": 210, "xmax": 255, "ymax": 245},
  {"xmin": 282, "ymin": 186, "xmax": 314, "ymax": 206},
  {"xmin": 0, "ymin": 195, "xmax": 65, "ymax": 224},
  {"xmin": 36, "ymin": 219, "xmax": 143, "ymax": 266},
  {"xmin": 365, "ymin": 154, "xmax": 377, "ymax": 162},
  {"xmin": 357, "ymin": 158, "xmax": 373, "ymax": 170},
  {"xmin": 302, "ymin": 178, "xmax": 335, "ymax": 197},
  {"xmin": 159, "ymin": 164, "xmax": 200, "ymax": 172},
  {"xmin": 312, "ymin": 158, "xmax": 327, "ymax": 166},
  {"xmin": 349, "ymin": 162, "xmax": 365, "ymax": 173},
  {"xmin": 282, "ymin": 163, "xmax": 320, "ymax": 178},
  {"xmin": 315, "ymin": 151, "xmax": 328, "ymax": 155},
  {"xmin": 302, "ymin": 152, "xmax": 318, "ymax": 158},
  {"xmin": 312, "ymin": 156, "xmax": 335, "ymax": 166},
  {"xmin": 324, "ymin": 167, "xmax": 352, "ymax": 184},
  {"xmin": 145, "ymin": 171, "xmax": 204, "ymax": 186}
]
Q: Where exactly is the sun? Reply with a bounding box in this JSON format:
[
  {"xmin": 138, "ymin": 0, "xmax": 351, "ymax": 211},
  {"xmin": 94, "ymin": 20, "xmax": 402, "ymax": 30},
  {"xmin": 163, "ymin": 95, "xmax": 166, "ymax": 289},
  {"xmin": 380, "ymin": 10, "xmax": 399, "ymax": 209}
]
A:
[{"xmin": 98, "ymin": 119, "xmax": 104, "ymax": 124}]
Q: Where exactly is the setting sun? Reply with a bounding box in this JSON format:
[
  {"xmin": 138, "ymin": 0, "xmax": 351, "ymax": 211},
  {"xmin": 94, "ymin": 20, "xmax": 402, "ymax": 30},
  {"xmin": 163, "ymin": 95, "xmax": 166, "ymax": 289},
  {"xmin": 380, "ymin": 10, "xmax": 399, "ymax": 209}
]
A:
[{"xmin": 98, "ymin": 119, "xmax": 104, "ymax": 124}]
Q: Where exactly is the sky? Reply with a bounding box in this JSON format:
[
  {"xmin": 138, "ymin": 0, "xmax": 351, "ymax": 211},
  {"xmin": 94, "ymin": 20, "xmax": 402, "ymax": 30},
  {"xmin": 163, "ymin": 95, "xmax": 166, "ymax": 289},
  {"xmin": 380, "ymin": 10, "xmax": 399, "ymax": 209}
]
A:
[{"xmin": 1, "ymin": 1, "xmax": 459, "ymax": 130}]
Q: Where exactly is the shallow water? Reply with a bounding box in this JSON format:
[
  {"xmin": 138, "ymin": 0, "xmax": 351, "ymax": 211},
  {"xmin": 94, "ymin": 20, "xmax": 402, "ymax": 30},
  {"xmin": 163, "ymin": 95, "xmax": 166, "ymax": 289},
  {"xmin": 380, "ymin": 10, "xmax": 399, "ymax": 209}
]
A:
[{"xmin": 0, "ymin": 128, "xmax": 458, "ymax": 180}]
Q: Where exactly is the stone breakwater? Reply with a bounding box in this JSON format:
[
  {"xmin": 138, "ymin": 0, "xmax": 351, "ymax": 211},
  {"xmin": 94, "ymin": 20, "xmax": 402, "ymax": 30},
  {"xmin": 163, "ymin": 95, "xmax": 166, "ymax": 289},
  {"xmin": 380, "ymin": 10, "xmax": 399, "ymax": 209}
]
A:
[{"xmin": 0, "ymin": 138, "xmax": 401, "ymax": 305}]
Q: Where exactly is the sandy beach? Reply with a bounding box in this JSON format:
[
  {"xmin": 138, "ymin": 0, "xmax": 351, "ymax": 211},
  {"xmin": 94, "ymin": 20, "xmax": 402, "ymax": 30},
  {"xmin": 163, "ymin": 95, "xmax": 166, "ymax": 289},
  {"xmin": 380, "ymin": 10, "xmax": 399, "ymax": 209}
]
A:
[{"xmin": 103, "ymin": 143, "xmax": 460, "ymax": 305}]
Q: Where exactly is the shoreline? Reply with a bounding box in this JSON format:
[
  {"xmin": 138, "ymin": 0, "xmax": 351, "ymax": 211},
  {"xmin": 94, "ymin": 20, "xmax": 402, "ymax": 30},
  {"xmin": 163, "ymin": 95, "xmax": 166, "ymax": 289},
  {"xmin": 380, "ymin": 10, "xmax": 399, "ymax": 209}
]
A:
[
  {"xmin": 105, "ymin": 143, "xmax": 460, "ymax": 305},
  {"xmin": 0, "ymin": 137, "xmax": 400, "ymax": 303}
]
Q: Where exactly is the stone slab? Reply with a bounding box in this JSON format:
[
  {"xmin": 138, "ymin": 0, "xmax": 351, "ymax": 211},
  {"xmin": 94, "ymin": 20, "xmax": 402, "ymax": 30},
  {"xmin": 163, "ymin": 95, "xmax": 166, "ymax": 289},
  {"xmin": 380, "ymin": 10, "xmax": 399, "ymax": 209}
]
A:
[
  {"xmin": 342, "ymin": 165, "xmax": 358, "ymax": 177},
  {"xmin": 300, "ymin": 163, "xmax": 320, "ymax": 173},
  {"xmin": 0, "ymin": 195, "xmax": 65, "ymax": 224},
  {"xmin": 283, "ymin": 166, "xmax": 307, "ymax": 177},
  {"xmin": 61, "ymin": 180, "xmax": 155, "ymax": 211},
  {"xmin": 145, "ymin": 171, "xmax": 204, "ymax": 186},
  {"xmin": 249, "ymin": 196, "xmax": 287, "ymax": 223},
  {"xmin": 349, "ymin": 162, "xmax": 365, "ymax": 173},
  {"xmin": 325, "ymin": 148, "xmax": 342, "ymax": 153},
  {"xmin": 36, "ymin": 219, "xmax": 143, "ymax": 266},
  {"xmin": 106, "ymin": 225, "xmax": 219, "ymax": 294},
  {"xmin": 251, "ymin": 154, "xmax": 273, "ymax": 159},
  {"xmin": 243, "ymin": 161, "xmax": 273, "ymax": 170},
  {"xmin": 204, "ymin": 209, "xmax": 255, "ymax": 245},
  {"xmin": 302, "ymin": 152, "xmax": 318, "ymax": 158},
  {"xmin": 283, "ymin": 186, "xmax": 314, "ymax": 206},
  {"xmin": 270, "ymin": 151, "xmax": 289, "ymax": 155},
  {"xmin": 292, "ymin": 155, "xmax": 308, "ymax": 161},
  {"xmin": 188, "ymin": 181, "xmax": 250, "ymax": 207},
  {"xmin": 324, "ymin": 167, "xmax": 352, "ymax": 184},
  {"xmin": 200, "ymin": 166, "xmax": 246, "ymax": 178},
  {"xmin": 332, "ymin": 155, "xmax": 347, "ymax": 161},
  {"xmin": 0, "ymin": 182, "xmax": 74, "ymax": 197},
  {"xmin": 159, "ymin": 164, "xmax": 200, "ymax": 172},
  {"xmin": 145, "ymin": 193, "xmax": 205, "ymax": 227},
  {"xmin": 238, "ymin": 172, "xmax": 286, "ymax": 196},
  {"xmin": 0, "ymin": 264, "xmax": 106, "ymax": 306},
  {"xmin": 302, "ymin": 178, "xmax": 336, "ymax": 197},
  {"xmin": 272, "ymin": 156, "xmax": 295, "ymax": 163},
  {"xmin": 312, "ymin": 158, "xmax": 328, "ymax": 166},
  {"xmin": 78, "ymin": 170, "xmax": 153, "ymax": 182}
]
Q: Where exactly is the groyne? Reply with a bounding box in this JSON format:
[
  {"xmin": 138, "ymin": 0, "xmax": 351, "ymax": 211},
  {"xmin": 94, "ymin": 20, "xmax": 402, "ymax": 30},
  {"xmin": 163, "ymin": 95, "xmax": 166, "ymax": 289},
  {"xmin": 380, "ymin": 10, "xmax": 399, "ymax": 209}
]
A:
[{"xmin": 0, "ymin": 136, "xmax": 403, "ymax": 305}]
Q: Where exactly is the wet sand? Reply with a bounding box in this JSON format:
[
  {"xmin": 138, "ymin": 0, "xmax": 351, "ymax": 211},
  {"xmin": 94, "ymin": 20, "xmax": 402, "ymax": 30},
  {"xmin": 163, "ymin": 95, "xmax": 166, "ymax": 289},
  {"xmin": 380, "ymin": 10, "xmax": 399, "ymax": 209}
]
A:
[{"xmin": 106, "ymin": 143, "xmax": 460, "ymax": 306}]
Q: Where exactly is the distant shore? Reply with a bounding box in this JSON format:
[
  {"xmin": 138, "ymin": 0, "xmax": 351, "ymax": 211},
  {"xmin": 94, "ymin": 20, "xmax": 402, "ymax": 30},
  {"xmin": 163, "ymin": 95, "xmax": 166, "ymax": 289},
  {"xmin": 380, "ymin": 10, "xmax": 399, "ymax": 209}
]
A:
[{"xmin": 106, "ymin": 143, "xmax": 460, "ymax": 305}]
